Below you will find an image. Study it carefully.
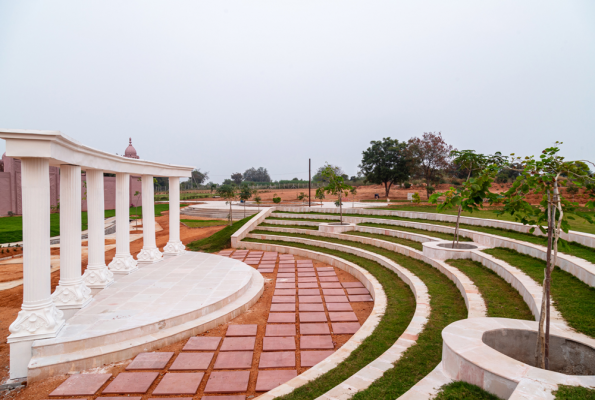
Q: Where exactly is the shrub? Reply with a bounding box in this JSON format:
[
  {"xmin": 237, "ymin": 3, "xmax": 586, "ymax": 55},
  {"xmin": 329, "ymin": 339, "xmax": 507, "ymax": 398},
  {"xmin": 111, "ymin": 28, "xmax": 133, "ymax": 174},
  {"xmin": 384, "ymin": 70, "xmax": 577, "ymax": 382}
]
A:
[
  {"xmin": 404, "ymin": 182, "xmax": 411, "ymax": 189},
  {"xmin": 412, "ymin": 192, "xmax": 421, "ymax": 204},
  {"xmin": 273, "ymin": 196, "xmax": 281, "ymax": 204},
  {"xmin": 426, "ymin": 185, "xmax": 436, "ymax": 195}
]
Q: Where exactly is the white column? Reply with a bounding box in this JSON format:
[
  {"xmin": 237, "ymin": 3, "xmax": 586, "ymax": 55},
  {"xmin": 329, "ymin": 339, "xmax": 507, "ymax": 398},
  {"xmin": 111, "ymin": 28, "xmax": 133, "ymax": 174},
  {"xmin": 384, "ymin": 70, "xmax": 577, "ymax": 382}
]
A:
[
  {"xmin": 82, "ymin": 169, "xmax": 114, "ymax": 290},
  {"xmin": 8, "ymin": 158, "xmax": 65, "ymax": 379},
  {"xmin": 108, "ymin": 173, "xmax": 138, "ymax": 274},
  {"xmin": 137, "ymin": 175, "xmax": 163, "ymax": 263},
  {"xmin": 52, "ymin": 165, "xmax": 92, "ymax": 315},
  {"xmin": 164, "ymin": 177, "xmax": 185, "ymax": 255}
]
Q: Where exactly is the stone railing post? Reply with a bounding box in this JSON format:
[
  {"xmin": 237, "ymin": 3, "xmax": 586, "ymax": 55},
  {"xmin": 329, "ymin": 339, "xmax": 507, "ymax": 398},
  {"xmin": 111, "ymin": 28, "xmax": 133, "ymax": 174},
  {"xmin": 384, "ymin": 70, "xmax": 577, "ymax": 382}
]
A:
[
  {"xmin": 82, "ymin": 169, "xmax": 114, "ymax": 292},
  {"xmin": 51, "ymin": 165, "xmax": 92, "ymax": 318},
  {"xmin": 138, "ymin": 175, "xmax": 163, "ymax": 263},
  {"xmin": 164, "ymin": 177, "xmax": 185, "ymax": 255},
  {"xmin": 108, "ymin": 172, "xmax": 138, "ymax": 274},
  {"xmin": 8, "ymin": 157, "xmax": 65, "ymax": 379}
]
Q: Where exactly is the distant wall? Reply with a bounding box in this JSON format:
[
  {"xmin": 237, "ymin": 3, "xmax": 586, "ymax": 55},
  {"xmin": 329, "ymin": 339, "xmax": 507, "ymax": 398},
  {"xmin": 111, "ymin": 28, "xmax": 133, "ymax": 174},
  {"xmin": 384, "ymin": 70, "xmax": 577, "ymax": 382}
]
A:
[{"xmin": 0, "ymin": 154, "xmax": 142, "ymax": 216}]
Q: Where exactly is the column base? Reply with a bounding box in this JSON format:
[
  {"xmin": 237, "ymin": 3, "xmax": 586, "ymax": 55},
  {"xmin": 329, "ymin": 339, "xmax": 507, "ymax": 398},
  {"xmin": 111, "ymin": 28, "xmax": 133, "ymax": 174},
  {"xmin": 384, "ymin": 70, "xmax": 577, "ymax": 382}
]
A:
[
  {"xmin": 164, "ymin": 241, "xmax": 186, "ymax": 256},
  {"xmin": 82, "ymin": 265, "xmax": 115, "ymax": 290},
  {"xmin": 51, "ymin": 279, "xmax": 93, "ymax": 314},
  {"xmin": 108, "ymin": 254, "xmax": 139, "ymax": 275},
  {"xmin": 8, "ymin": 299, "xmax": 65, "ymax": 342},
  {"xmin": 137, "ymin": 248, "xmax": 164, "ymax": 264}
]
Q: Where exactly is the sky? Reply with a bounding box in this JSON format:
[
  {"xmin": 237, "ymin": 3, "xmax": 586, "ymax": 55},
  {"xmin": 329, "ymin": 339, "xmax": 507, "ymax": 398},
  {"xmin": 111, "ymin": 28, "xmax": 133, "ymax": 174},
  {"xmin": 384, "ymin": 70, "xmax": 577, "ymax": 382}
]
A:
[{"xmin": 1, "ymin": 1, "xmax": 594, "ymax": 183}]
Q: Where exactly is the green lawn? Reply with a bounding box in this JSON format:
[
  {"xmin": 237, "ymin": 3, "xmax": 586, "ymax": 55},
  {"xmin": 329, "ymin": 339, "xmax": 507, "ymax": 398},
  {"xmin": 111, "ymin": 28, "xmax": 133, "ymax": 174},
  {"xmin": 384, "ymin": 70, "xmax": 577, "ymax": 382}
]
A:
[
  {"xmin": 181, "ymin": 219, "xmax": 228, "ymax": 228},
  {"xmin": 243, "ymin": 238, "xmax": 415, "ymax": 400},
  {"xmin": 345, "ymin": 231, "xmax": 424, "ymax": 251},
  {"xmin": 483, "ymin": 248, "xmax": 595, "ymax": 338},
  {"xmin": 245, "ymin": 231, "xmax": 468, "ymax": 399},
  {"xmin": 358, "ymin": 222, "xmax": 472, "ymax": 242},
  {"xmin": 186, "ymin": 216, "xmax": 252, "ymax": 253},
  {"xmin": 446, "ymin": 259, "xmax": 533, "ymax": 320},
  {"xmin": 0, "ymin": 203, "xmax": 187, "ymax": 244},
  {"xmin": 434, "ymin": 381, "xmax": 500, "ymax": 400},
  {"xmin": 258, "ymin": 223, "xmax": 319, "ymax": 230},
  {"xmin": 553, "ymin": 385, "xmax": 595, "ymax": 399}
]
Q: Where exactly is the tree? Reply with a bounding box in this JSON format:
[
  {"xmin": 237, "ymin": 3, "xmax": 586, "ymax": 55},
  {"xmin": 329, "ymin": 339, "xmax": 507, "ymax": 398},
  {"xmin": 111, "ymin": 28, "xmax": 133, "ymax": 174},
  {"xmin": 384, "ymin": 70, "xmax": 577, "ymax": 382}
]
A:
[
  {"xmin": 297, "ymin": 192, "xmax": 309, "ymax": 204},
  {"xmin": 496, "ymin": 143, "xmax": 594, "ymax": 370},
  {"xmin": 216, "ymin": 184, "xmax": 238, "ymax": 226},
  {"xmin": 191, "ymin": 169, "xmax": 209, "ymax": 187},
  {"xmin": 313, "ymin": 164, "xmax": 344, "ymax": 183},
  {"xmin": 408, "ymin": 132, "xmax": 454, "ymax": 198},
  {"xmin": 254, "ymin": 193, "xmax": 262, "ymax": 210},
  {"xmin": 315, "ymin": 187, "xmax": 325, "ymax": 206},
  {"xmin": 243, "ymin": 167, "xmax": 271, "ymax": 183},
  {"xmin": 239, "ymin": 184, "xmax": 255, "ymax": 218},
  {"xmin": 318, "ymin": 163, "xmax": 353, "ymax": 224},
  {"xmin": 350, "ymin": 187, "xmax": 357, "ymax": 207},
  {"xmin": 231, "ymin": 173, "xmax": 243, "ymax": 185},
  {"xmin": 209, "ymin": 183, "xmax": 217, "ymax": 193},
  {"xmin": 359, "ymin": 138, "xmax": 411, "ymax": 198}
]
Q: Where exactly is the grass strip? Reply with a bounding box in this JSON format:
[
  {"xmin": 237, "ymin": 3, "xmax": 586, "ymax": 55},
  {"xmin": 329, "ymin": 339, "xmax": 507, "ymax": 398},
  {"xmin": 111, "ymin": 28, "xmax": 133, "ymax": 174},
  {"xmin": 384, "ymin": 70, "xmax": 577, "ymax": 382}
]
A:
[
  {"xmin": 242, "ymin": 238, "xmax": 415, "ymax": 400},
  {"xmin": 553, "ymin": 385, "xmax": 595, "ymax": 399},
  {"xmin": 186, "ymin": 215, "xmax": 252, "ymax": 253},
  {"xmin": 358, "ymin": 222, "xmax": 472, "ymax": 242},
  {"xmin": 271, "ymin": 211, "xmax": 595, "ymax": 265},
  {"xmin": 181, "ymin": 219, "xmax": 228, "ymax": 228},
  {"xmin": 434, "ymin": 381, "xmax": 500, "ymax": 399},
  {"xmin": 483, "ymin": 248, "xmax": 595, "ymax": 338},
  {"xmin": 266, "ymin": 216, "xmax": 331, "ymax": 223},
  {"xmin": 258, "ymin": 223, "xmax": 319, "ymax": 230},
  {"xmin": 246, "ymin": 231, "xmax": 468, "ymax": 399},
  {"xmin": 344, "ymin": 231, "xmax": 424, "ymax": 251},
  {"xmin": 446, "ymin": 259, "xmax": 533, "ymax": 320}
]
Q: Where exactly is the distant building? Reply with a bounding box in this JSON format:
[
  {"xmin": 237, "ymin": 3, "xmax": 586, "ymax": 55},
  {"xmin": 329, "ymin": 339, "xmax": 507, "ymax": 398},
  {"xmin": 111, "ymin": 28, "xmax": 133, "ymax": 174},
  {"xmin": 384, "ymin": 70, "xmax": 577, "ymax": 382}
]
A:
[{"xmin": 0, "ymin": 139, "xmax": 142, "ymax": 216}]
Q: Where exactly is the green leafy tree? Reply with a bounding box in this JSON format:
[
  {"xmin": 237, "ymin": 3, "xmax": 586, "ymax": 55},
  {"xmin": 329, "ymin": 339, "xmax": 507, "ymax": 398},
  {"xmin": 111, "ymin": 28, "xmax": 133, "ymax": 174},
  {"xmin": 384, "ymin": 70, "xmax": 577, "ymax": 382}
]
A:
[
  {"xmin": 239, "ymin": 184, "xmax": 255, "ymax": 218},
  {"xmin": 216, "ymin": 184, "xmax": 238, "ymax": 226},
  {"xmin": 359, "ymin": 138, "xmax": 411, "ymax": 197},
  {"xmin": 319, "ymin": 163, "xmax": 353, "ymax": 224},
  {"xmin": 408, "ymin": 132, "xmax": 454, "ymax": 198},
  {"xmin": 349, "ymin": 187, "xmax": 358, "ymax": 207},
  {"xmin": 231, "ymin": 172, "xmax": 243, "ymax": 185},
  {"xmin": 297, "ymin": 192, "xmax": 309, "ymax": 204},
  {"xmin": 254, "ymin": 194, "xmax": 262, "ymax": 210},
  {"xmin": 315, "ymin": 187, "xmax": 325, "ymax": 206},
  {"xmin": 496, "ymin": 143, "xmax": 594, "ymax": 369}
]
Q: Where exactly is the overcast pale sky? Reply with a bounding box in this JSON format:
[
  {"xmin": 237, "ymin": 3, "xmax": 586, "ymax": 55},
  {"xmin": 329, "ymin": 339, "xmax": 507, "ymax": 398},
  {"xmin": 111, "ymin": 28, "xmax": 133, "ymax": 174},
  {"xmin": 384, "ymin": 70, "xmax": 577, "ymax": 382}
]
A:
[{"xmin": 1, "ymin": 1, "xmax": 593, "ymax": 183}]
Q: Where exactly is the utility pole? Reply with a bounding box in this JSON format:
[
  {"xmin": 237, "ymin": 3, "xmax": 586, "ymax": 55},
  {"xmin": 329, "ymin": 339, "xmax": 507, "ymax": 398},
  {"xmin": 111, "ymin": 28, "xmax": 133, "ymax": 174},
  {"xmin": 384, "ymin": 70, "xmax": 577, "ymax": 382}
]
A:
[{"xmin": 308, "ymin": 158, "xmax": 311, "ymax": 207}]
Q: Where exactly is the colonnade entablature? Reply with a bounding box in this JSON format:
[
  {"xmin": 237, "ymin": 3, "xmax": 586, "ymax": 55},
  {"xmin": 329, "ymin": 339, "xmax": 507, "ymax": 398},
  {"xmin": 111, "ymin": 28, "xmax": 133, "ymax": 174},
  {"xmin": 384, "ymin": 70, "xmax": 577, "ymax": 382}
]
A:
[{"xmin": 0, "ymin": 129, "xmax": 194, "ymax": 380}]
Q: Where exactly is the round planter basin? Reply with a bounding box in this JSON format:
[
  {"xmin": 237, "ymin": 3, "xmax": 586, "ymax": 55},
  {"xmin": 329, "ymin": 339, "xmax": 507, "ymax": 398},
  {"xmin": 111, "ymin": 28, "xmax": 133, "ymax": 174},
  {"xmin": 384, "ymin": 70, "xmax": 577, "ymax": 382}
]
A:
[
  {"xmin": 422, "ymin": 240, "xmax": 486, "ymax": 260},
  {"xmin": 318, "ymin": 222, "xmax": 356, "ymax": 234}
]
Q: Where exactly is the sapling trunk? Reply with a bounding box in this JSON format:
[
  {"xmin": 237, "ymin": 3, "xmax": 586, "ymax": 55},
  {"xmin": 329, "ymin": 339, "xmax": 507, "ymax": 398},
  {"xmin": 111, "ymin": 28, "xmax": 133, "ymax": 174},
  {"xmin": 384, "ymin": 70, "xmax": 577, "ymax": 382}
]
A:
[
  {"xmin": 453, "ymin": 205, "xmax": 462, "ymax": 249},
  {"xmin": 339, "ymin": 194, "xmax": 343, "ymax": 224}
]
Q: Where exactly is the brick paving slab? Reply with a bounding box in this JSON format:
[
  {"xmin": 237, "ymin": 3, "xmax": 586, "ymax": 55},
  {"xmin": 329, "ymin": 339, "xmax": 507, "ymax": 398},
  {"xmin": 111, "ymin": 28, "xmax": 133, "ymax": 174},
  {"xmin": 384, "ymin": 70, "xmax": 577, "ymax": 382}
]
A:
[
  {"xmin": 298, "ymin": 277, "xmax": 318, "ymax": 283},
  {"xmin": 298, "ymin": 288, "xmax": 320, "ymax": 295},
  {"xmin": 316, "ymin": 267, "xmax": 334, "ymax": 271},
  {"xmin": 204, "ymin": 371, "xmax": 250, "ymax": 393},
  {"xmin": 346, "ymin": 288, "xmax": 370, "ymax": 295},
  {"xmin": 299, "ymin": 303, "xmax": 325, "ymax": 312},
  {"xmin": 341, "ymin": 282, "xmax": 364, "ymax": 288},
  {"xmin": 170, "ymin": 353, "xmax": 214, "ymax": 370},
  {"xmin": 276, "ymin": 278, "xmax": 296, "ymax": 283},
  {"xmin": 320, "ymin": 282, "xmax": 342, "ymax": 288},
  {"xmin": 258, "ymin": 269, "xmax": 274, "ymax": 273},
  {"xmin": 220, "ymin": 337, "xmax": 256, "ymax": 351},
  {"xmin": 277, "ymin": 273, "xmax": 295, "ymax": 278},
  {"xmin": 299, "ymin": 312, "xmax": 327, "ymax": 322},
  {"xmin": 298, "ymin": 282, "xmax": 319, "ymax": 288},
  {"xmin": 202, "ymin": 396, "xmax": 246, "ymax": 400},
  {"xmin": 324, "ymin": 295, "xmax": 349, "ymax": 303},
  {"xmin": 255, "ymin": 370, "xmax": 298, "ymax": 392},
  {"xmin": 258, "ymin": 351, "xmax": 296, "ymax": 368},
  {"xmin": 317, "ymin": 272, "xmax": 336, "ymax": 277},
  {"xmin": 297, "ymin": 272, "xmax": 316, "ymax": 277},
  {"xmin": 226, "ymin": 324, "xmax": 258, "ymax": 337},
  {"xmin": 349, "ymin": 295, "xmax": 374, "ymax": 302},
  {"xmin": 267, "ymin": 313, "xmax": 296, "ymax": 323},
  {"xmin": 319, "ymin": 277, "xmax": 339, "ymax": 282},
  {"xmin": 299, "ymin": 335, "xmax": 334, "ymax": 350},
  {"xmin": 332, "ymin": 322, "xmax": 362, "ymax": 334},
  {"xmin": 270, "ymin": 303, "xmax": 296, "ymax": 312},
  {"xmin": 329, "ymin": 312, "xmax": 359, "ymax": 322},
  {"xmin": 275, "ymin": 283, "xmax": 296, "ymax": 289},
  {"xmin": 300, "ymin": 323, "xmax": 330, "ymax": 335},
  {"xmin": 272, "ymin": 295, "xmax": 296, "ymax": 303},
  {"xmin": 50, "ymin": 374, "xmax": 112, "ymax": 396},
  {"xmin": 183, "ymin": 337, "xmax": 221, "ymax": 351},
  {"xmin": 273, "ymin": 289, "xmax": 296, "ymax": 296},
  {"xmin": 321, "ymin": 289, "xmax": 345, "ymax": 296},
  {"xmin": 265, "ymin": 325, "xmax": 296, "ymax": 337},
  {"xmin": 299, "ymin": 295, "xmax": 323, "ymax": 303},
  {"xmin": 126, "ymin": 352, "xmax": 174, "ymax": 370},
  {"xmin": 278, "ymin": 269, "xmax": 295, "ymax": 273},
  {"xmin": 103, "ymin": 372, "xmax": 159, "ymax": 394},
  {"xmin": 152, "ymin": 372, "xmax": 204, "ymax": 395},
  {"xmin": 300, "ymin": 351, "xmax": 335, "ymax": 367},
  {"xmin": 98, "ymin": 398, "xmax": 141, "ymax": 400},
  {"xmin": 296, "ymin": 268, "xmax": 315, "ymax": 272},
  {"xmin": 296, "ymin": 260, "xmax": 312, "ymax": 263},
  {"xmin": 326, "ymin": 303, "xmax": 353, "ymax": 311},
  {"xmin": 213, "ymin": 351, "xmax": 254, "ymax": 369},
  {"xmin": 262, "ymin": 336, "xmax": 296, "ymax": 351}
]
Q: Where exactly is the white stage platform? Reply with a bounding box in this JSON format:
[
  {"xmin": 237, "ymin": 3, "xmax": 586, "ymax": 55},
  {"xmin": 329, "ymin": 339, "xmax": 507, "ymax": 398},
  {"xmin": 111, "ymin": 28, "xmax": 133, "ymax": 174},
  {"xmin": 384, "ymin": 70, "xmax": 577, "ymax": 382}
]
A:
[{"xmin": 27, "ymin": 252, "xmax": 264, "ymax": 381}]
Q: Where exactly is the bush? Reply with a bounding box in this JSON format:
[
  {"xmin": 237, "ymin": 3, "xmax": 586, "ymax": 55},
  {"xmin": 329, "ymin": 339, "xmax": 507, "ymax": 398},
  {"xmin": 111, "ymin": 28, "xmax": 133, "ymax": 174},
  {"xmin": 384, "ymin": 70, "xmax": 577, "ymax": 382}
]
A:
[
  {"xmin": 427, "ymin": 186, "xmax": 436, "ymax": 195},
  {"xmin": 404, "ymin": 182, "xmax": 411, "ymax": 189},
  {"xmin": 412, "ymin": 192, "xmax": 421, "ymax": 204},
  {"xmin": 273, "ymin": 197, "xmax": 281, "ymax": 204}
]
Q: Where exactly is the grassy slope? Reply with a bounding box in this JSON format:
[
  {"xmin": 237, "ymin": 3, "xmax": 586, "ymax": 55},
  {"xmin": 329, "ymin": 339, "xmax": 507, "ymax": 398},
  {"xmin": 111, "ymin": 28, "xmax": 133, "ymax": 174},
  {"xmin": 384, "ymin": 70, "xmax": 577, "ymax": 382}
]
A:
[
  {"xmin": 258, "ymin": 223, "xmax": 319, "ymax": 230},
  {"xmin": 553, "ymin": 385, "xmax": 595, "ymax": 399},
  {"xmin": 434, "ymin": 381, "xmax": 500, "ymax": 400},
  {"xmin": 446, "ymin": 259, "xmax": 533, "ymax": 320},
  {"xmin": 358, "ymin": 222, "xmax": 472, "ymax": 242},
  {"xmin": 242, "ymin": 238, "xmax": 415, "ymax": 400},
  {"xmin": 186, "ymin": 215, "xmax": 252, "ymax": 253},
  {"xmin": 483, "ymin": 248, "xmax": 595, "ymax": 338},
  {"xmin": 181, "ymin": 219, "xmax": 228, "ymax": 228},
  {"xmin": 344, "ymin": 231, "xmax": 424, "ymax": 251},
  {"xmin": 246, "ymin": 231, "xmax": 467, "ymax": 399}
]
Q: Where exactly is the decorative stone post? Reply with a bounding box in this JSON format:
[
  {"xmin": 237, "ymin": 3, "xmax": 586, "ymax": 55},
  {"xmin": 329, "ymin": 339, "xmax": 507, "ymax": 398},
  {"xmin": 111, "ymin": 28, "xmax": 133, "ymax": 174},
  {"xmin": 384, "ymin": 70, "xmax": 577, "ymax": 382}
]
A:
[
  {"xmin": 82, "ymin": 169, "xmax": 114, "ymax": 292},
  {"xmin": 108, "ymin": 173, "xmax": 138, "ymax": 274},
  {"xmin": 137, "ymin": 175, "xmax": 163, "ymax": 263},
  {"xmin": 8, "ymin": 158, "xmax": 65, "ymax": 379},
  {"xmin": 164, "ymin": 177, "xmax": 186, "ymax": 255},
  {"xmin": 51, "ymin": 165, "xmax": 92, "ymax": 318}
]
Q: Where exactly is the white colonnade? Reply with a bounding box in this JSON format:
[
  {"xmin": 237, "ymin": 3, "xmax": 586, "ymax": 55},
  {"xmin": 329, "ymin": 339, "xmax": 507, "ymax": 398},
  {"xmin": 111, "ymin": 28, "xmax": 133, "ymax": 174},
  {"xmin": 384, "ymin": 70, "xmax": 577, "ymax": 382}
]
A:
[{"xmin": 0, "ymin": 129, "xmax": 193, "ymax": 380}]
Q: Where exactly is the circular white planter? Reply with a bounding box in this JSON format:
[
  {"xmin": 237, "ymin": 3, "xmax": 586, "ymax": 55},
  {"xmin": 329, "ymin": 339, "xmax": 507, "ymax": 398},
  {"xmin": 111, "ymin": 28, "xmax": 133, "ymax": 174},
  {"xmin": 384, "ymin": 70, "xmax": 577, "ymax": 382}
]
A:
[
  {"xmin": 422, "ymin": 240, "xmax": 486, "ymax": 260},
  {"xmin": 318, "ymin": 222, "xmax": 357, "ymax": 234}
]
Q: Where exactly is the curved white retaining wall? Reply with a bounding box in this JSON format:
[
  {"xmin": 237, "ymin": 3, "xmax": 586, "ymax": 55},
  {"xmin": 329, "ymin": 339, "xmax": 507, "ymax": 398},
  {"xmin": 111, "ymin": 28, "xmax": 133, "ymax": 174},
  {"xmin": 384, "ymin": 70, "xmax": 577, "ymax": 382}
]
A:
[
  {"xmin": 250, "ymin": 228, "xmax": 487, "ymax": 319},
  {"xmin": 275, "ymin": 206, "xmax": 595, "ymax": 249},
  {"xmin": 231, "ymin": 207, "xmax": 274, "ymax": 247}
]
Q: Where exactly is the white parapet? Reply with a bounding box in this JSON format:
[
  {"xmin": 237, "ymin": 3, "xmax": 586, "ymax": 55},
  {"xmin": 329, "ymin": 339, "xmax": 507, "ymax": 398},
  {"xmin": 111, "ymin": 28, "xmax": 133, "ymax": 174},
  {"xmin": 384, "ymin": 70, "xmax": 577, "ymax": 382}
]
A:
[{"xmin": 318, "ymin": 222, "xmax": 357, "ymax": 234}]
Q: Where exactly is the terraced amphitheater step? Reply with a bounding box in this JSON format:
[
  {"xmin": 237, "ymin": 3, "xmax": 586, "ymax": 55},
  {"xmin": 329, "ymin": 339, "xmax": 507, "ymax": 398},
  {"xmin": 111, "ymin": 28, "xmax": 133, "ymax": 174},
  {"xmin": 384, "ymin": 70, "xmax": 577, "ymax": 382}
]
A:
[{"xmin": 182, "ymin": 206, "xmax": 260, "ymax": 220}]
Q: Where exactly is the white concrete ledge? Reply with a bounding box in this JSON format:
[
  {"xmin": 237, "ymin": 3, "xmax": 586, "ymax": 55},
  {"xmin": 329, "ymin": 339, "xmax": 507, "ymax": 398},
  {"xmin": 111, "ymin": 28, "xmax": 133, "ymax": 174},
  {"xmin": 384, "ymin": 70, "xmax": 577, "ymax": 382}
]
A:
[{"xmin": 231, "ymin": 207, "xmax": 274, "ymax": 247}]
